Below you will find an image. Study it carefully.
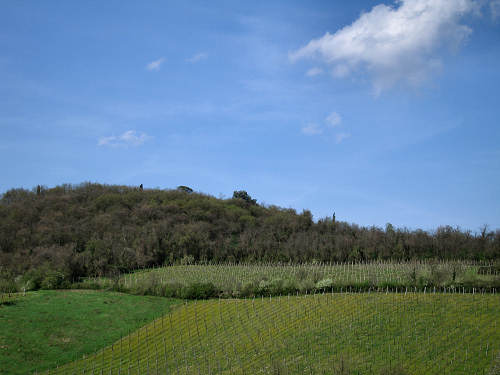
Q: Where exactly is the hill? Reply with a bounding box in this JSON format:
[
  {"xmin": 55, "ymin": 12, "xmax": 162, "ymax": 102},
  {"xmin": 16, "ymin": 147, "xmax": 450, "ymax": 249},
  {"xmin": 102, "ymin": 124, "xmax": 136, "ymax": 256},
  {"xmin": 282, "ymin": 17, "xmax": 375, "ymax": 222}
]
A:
[{"xmin": 0, "ymin": 183, "xmax": 499, "ymax": 286}]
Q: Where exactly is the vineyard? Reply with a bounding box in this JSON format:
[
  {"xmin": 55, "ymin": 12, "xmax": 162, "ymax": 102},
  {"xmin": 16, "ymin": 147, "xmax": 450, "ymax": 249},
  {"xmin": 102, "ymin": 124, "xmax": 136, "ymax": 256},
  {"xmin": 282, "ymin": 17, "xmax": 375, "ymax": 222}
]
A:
[
  {"xmin": 84, "ymin": 260, "xmax": 499, "ymax": 297},
  {"xmin": 39, "ymin": 291, "xmax": 500, "ymax": 375}
]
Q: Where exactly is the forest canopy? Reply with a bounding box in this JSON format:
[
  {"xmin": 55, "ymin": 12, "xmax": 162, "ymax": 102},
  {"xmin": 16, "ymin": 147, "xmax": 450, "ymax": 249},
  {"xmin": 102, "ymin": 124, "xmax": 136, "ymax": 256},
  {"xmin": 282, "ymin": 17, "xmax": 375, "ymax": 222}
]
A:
[{"xmin": 0, "ymin": 183, "xmax": 498, "ymax": 280}]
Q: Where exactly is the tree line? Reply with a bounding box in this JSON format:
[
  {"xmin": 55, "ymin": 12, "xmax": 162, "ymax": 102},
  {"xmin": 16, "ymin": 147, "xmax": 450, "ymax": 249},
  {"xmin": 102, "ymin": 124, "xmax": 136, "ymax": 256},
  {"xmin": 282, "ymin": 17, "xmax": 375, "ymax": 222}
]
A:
[{"xmin": 0, "ymin": 183, "xmax": 498, "ymax": 280}]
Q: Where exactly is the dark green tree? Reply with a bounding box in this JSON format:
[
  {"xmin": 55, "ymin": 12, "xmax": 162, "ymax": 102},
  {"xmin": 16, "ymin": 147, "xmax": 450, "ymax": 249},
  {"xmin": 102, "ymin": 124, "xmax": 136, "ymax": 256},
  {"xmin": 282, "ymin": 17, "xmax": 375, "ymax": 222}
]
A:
[
  {"xmin": 232, "ymin": 190, "xmax": 257, "ymax": 205},
  {"xmin": 177, "ymin": 186, "xmax": 193, "ymax": 194}
]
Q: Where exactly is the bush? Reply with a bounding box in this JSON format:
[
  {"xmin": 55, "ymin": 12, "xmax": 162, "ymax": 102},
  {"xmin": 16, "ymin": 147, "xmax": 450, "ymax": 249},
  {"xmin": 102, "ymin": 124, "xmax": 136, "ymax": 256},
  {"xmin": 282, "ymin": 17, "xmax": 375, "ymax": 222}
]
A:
[
  {"xmin": 350, "ymin": 281, "xmax": 372, "ymax": 291},
  {"xmin": 281, "ymin": 278, "xmax": 298, "ymax": 295},
  {"xmin": 255, "ymin": 278, "xmax": 297, "ymax": 296},
  {"xmin": 180, "ymin": 282, "xmax": 218, "ymax": 299},
  {"xmin": 0, "ymin": 278, "xmax": 18, "ymax": 293},
  {"xmin": 430, "ymin": 265, "xmax": 451, "ymax": 286},
  {"xmin": 21, "ymin": 268, "xmax": 46, "ymax": 291},
  {"xmin": 41, "ymin": 271, "xmax": 69, "ymax": 290},
  {"xmin": 379, "ymin": 281, "xmax": 405, "ymax": 291},
  {"xmin": 161, "ymin": 282, "xmax": 184, "ymax": 298},
  {"xmin": 459, "ymin": 275, "xmax": 500, "ymax": 290},
  {"xmin": 258, "ymin": 278, "xmax": 282, "ymax": 295},
  {"xmin": 315, "ymin": 278, "xmax": 334, "ymax": 290},
  {"xmin": 240, "ymin": 281, "xmax": 259, "ymax": 297},
  {"xmin": 417, "ymin": 275, "xmax": 430, "ymax": 289}
]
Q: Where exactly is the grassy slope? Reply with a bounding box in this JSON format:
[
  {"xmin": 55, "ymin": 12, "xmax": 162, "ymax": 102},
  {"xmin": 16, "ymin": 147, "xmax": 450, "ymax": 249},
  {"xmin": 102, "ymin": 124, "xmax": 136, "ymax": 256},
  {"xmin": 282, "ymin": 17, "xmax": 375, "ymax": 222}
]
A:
[
  {"xmin": 43, "ymin": 292, "xmax": 500, "ymax": 375},
  {"xmin": 0, "ymin": 290, "xmax": 180, "ymax": 375}
]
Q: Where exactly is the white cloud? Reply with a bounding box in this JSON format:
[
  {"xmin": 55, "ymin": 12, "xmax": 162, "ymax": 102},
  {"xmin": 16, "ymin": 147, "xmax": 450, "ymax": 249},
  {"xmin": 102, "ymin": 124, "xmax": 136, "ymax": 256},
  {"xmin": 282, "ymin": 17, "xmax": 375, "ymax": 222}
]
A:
[
  {"xmin": 335, "ymin": 132, "xmax": 351, "ymax": 144},
  {"xmin": 491, "ymin": 0, "xmax": 500, "ymax": 20},
  {"xmin": 302, "ymin": 111, "xmax": 345, "ymax": 137},
  {"xmin": 186, "ymin": 53, "xmax": 208, "ymax": 63},
  {"xmin": 306, "ymin": 67, "xmax": 324, "ymax": 77},
  {"xmin": 98, "ymin": 130, "xmax": 150, "ymax": 147},
  {"xmin": 290, "ymin": 0, "xmax": 478, "ymax": 93},
  {"xmin": 325, "ymin": 111, "xmax": 342, "ymax": 127},
  {"xmin": 301, "ymin": 123, "xmax": 323, "ymax": 135},
  {"xmin": 146, "ymin": 58, "xmax": 165, "ymax": 71}
]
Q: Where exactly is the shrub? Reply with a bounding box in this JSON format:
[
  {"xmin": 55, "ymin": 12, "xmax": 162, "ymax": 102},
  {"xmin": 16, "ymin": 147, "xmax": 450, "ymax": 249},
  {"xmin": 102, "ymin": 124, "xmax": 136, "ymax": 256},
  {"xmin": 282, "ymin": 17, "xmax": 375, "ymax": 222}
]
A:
[
  {"xmin": 41, "ymin": 271, "xmax": 69, "ymax": 290},
  {"xmin": 430, "ymin": 266, "xmax": 451, "ymax": 286},
  {"xmin": 351, "ymin": 281, "xmax": 372, "ymax": 291},
  {"xmin": 161, "ymin": 282, "xmax": 183, "ymax": 298},
  {"xmin": 240, "ymin": 281, "xmax": 259, "ymax": 297},
  {"xmin": 266, "ymin": 278, "xmax": 283, "ymax": 295},
  {"xmin": 21, "ymin": 268, "xmax": 46, "ymax": 291},
  {"xmin": 315, "ymin": 278, "xmax": 334, "ymax": 290},
  {"xmin": 0, "ymin": 278, "xmax": 18, "ymax": 293},
  {"xmin": 180, "ymin": 282, "xmax": 218, "ymax": 299},
  {"xmin": 255, "ymin": 278, "xmax": 296, "ymax": 296},
  {"xmin": 417, "ymin": 275, "xmax": 430, "ymax": 289},
  {"xmin": 281, "ymin": 278, "xmax": 298, "ymax": 295},
  {"xmin": 379, "ymin": 281, "xmax": 405, "ymax": 291}
]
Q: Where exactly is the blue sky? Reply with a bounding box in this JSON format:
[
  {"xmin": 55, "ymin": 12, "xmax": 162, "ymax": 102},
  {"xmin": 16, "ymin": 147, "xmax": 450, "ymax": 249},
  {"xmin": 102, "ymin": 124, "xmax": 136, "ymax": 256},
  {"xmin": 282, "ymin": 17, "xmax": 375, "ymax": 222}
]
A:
[{"xmin": 1, "ymin": 0, "xmax": 499, "ymax": 231}]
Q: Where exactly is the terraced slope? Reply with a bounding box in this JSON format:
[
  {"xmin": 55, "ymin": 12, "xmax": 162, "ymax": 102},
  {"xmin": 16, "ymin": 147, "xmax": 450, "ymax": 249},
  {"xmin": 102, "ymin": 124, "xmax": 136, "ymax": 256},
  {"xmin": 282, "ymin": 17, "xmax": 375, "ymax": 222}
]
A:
[{"xmin": 42, "ymin": 292, "xmax": 500, "ymax": 375}]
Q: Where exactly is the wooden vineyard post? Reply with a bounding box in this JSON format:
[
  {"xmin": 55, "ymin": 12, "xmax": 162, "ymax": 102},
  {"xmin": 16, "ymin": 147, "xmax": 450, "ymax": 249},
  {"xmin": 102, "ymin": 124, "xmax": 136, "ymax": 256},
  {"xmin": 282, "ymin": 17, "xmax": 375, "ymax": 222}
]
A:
[{"xmin": 163, "ymin": 338, "xmax": 167, "ymax": 374}]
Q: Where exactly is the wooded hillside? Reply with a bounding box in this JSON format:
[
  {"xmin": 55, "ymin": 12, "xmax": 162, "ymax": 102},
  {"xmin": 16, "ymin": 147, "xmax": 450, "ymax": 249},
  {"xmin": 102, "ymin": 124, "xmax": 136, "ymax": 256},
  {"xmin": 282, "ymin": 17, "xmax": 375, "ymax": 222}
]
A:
[{"xmin": 0, "ymin": 183, "xmax": 498, "ymax": 279}]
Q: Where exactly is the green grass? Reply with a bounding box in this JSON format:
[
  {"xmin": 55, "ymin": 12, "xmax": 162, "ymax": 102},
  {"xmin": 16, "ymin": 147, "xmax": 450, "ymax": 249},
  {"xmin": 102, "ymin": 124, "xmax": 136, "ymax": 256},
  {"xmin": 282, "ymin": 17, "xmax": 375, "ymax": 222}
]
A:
[
  {"xmin": 41, "ymin": 291, "xmax": 500, "ymax": 375},
  {"xmin": 0, "ymin": 290, "xmax": 180, "ymax": 375}
]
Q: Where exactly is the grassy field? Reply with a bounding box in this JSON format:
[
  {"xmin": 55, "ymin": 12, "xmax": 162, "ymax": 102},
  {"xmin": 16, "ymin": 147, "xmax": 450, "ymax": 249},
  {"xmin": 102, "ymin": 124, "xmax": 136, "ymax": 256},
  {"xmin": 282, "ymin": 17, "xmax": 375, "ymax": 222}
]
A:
[
  {"xmin": 86, "ymin": 261, "xmax": 499, "ymax": 297},
  {"xmin": 0, "ymin": 290, "xmax": 180, "ymax": 375},
  {"xmin": 40, "ymin": 291, "xmax": 500, "ymax": 375}
]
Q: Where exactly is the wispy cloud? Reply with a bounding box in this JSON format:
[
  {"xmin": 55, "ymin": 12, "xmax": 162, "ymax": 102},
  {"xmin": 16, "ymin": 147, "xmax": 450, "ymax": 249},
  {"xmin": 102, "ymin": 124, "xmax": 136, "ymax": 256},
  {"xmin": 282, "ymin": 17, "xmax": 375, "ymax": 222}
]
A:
[
  {"xmin": 146, "ymin": 58, "xmax": 165, "ymax": 71},
  {"xmin": 335, "ymin": 132, "xmax": 351, "ymax": 144},
  {"xmin": 301, "ymin": 123, "xmax": 323, "ymax": 135},
  {"xmin": 98, "ymin": 130, "xmax": 150, "ymax": 147},
  {"xmin": 301, "ymin": 111, "xmax": 346, "ymax": 140},
  {"xmin": 186, "ymin": 53, "xmax": 208, "ymax": 63},
  {"xmin": 325, "ymin": 111, "xmax": 342, "ymax": 127},
  {"xmin": 290, "ymin": 0, "xmax": 478, "ymax": 93},
  {"xmin": 306, "ymin": 67, "xmax": 323, "ymax": 77},
  {"xmin": 491, "ymin": 0, "xmax": 500, "ymax": 20},
  {"xmin": 301, "ymin": 112, "xmax": 349, "ymax": 139}
]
